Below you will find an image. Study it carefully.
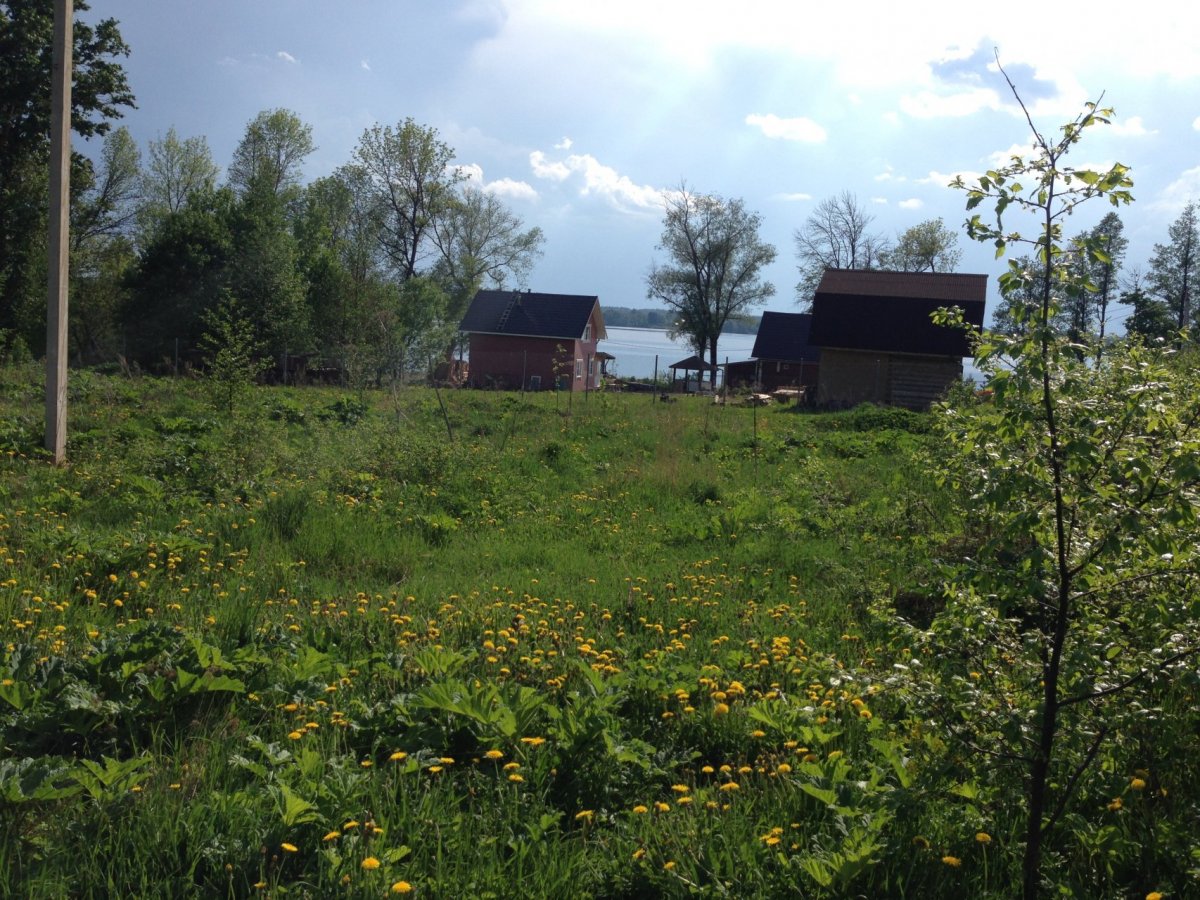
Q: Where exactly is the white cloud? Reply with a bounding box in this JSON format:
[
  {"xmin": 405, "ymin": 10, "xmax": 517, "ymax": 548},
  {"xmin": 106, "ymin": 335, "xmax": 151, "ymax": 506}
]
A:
[
  {"xmin": 1194, "ymin": 117, "xmax": 1200, "ymax": 131},
  {"xmin": 1107, "ymin": 115, "xmax": 1153, "ymax": 137},
  {"xmin": 529, "ymin": 151, "xmax": 571, "ymax": 182},
  {"xmin": 529, "ymin": 149, "xmax": 662, "ymax": 211},
  {"xmin": 875, "ymin": 166, "xmax": 905, "ymax": 183},
  {"xmin": 276, "ymin": 51, "xmax": 298, "ymax": 64},
  {"xmin": 918, "ymin": 170, "xmax": 979, "ymax": 189},
  {"xmin": 899, "ymin": 198, "xmax": 923, "ymax": 210},
  {"xmin": 745, "ymin": 113, "xmax": 827, "ymax": 143},
  {"xmin": 777, "ymin": 192, "xmax": 812, "ymax": 202},
  {"xmin": 452, "ymin": 163, "xmax": 486, "ymax": 183},
  {"xmin": 485, "ymin": 178, "xmax": 539, "ymax": 201},
  {"xmin": 360, "ymin": 59, "xmax": 371, "ymax": 71},
  {"xmin": 554, "ymin": 137, "xmax": 573, "ymax": 150},
  {"xmin": 871, "ymin": 197, "xmax": 888, "ymax": 205},
  {"xmin": 987, "ymin": 142, "xmax": 1036, "ymax": 167},
  {"xmin": 449, "ymin": 164, "xmax": 539, "ymax": 201},
  {"xmin": 900, "ymin": 88, "xmax": 1000, "ymax": 119},
  {"xmin": 1154, "ymin": 166, "xmax": 1200, "ymax": 213}
]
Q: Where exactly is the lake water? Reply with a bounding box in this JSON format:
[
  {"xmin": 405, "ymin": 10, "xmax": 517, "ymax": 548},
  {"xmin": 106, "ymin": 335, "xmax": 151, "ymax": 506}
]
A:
[{"xmin": 599, "ymin": 327, "xmax": 756, "ymax": 380}]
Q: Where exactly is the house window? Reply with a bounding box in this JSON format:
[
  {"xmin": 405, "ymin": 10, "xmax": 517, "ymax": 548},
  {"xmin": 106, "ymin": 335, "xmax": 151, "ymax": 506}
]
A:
[
  {"xmin": 575, "ymin": 358, "xmax": 583, "ymax": 379},
  {"xmin": 583, "ymin": 324, "xmax": 592, "ymax": 342}
]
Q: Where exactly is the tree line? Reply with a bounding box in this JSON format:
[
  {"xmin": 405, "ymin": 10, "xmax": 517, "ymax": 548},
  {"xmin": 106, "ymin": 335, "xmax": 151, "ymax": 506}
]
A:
[
  {"xmin": 0, "ymin": 2, "xmax": 544, "ymax": 384},
  {"xmin": 646, "ymin": 180, "xmax": 1198, "ymax": 379}
]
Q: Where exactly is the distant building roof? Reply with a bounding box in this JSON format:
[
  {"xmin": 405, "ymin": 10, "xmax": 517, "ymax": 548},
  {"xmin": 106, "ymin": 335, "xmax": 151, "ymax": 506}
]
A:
[
  {"xmin": 668, "ymin": 354, "xmax": 717, "ymax": 371},
  {"xmin": 460, "ymin": 290, "xmax": 606, "ymax": 340},
  {"xmin": 808, "ymin": 270, "xmax": 986, "ymax": 357},
  {"xmin": 751, "ymin": 312, "xmax": 821, "ymax": 362}
]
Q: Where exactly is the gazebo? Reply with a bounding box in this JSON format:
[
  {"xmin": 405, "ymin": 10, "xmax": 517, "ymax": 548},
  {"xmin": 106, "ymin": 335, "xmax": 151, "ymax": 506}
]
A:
[{"xmin": 668, "ymin": 354, "xmax": 718, "ymax": 392}]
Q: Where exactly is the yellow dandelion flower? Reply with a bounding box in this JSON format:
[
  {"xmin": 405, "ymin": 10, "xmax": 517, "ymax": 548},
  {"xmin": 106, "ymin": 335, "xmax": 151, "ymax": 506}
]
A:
[
  {"xmin": 323, "ymin": 831, "xmax": 341, "ymax": 842},
  {"xmin": 1146, "ymin": 893, "xmax": 1164, "ymax": 900},
  {"xmin": 391, "ymin": 881, "xmax": 414, "ymax": 894},
  {"xmin": 1107, "ymin": 798, "xmax": 1123, "ymax": 811},
  {"xmin": 632, "ymin": 805, "xmax": 649, "ymax": 814},
  {"xmin": 428, "ymin": 766, "xmax": 443, "ymax": 773},
  {"xmin": 632, "ymin": 848, "xmax": 646, "ymax": 860},
  {"xmin": 484, "ymin": 749, "xmax": 504, "ymax": 760},
  {"xmin": 976, "ymin": 832, "xmax": 991, "ymax": 844},
  {"xmin": 1130, "ymin": 777, "xmax": 1147, "ymax": 791},
  {"xmin": 763, "ymin": 835, "xmax": 781, "ymax": 846},
  {"xmin": 942, "ymin": 855, "xmax": 961, "ymax": 867},
  {"xmin": 655, "ymin": 801, "xmax": 671, "ymax": 812},
  {"xmin": 575, "ymin": 810, "xmax": 594, "ymax": 821},
  {"xmin": 719, "ymin": 781, "xmax": 740, "ymax": 792},
  {"xmin": 281, "ymin": 842, "xmax": 298, "ymax": 853},
  {"xmin": 713, "ymin": 702, "xmax": 730, "ymax": 715},
  {"xmin": 912, "ymin": 836, "xmax": 930, "ymax": 849},
  {"xmin": 287, "ymin": 730, "xmax": 304, "ymax": 741},
  {"xmin": 508, "ymin": 773, "xmax": 524, "ymax": 783},
  {"xmin": 389, "ymin": 751, "xmax": 407, "ymax": 762},
  {"xmin": 776, "ymin": 763, "xmax": 792, "ymax": 774},
  {"xmin": 677, "ymin": 796, "xmax": 693, "ymax": 805},
  {"xmin": 361, "ymin": 857, "xmax": 381, "ymax": 870},
  {"xmin": 344, "ymin": 820, "xmax": 360, "ymax": 829},
  {"xmin": 671, "ymin": 784, "xmax": 689, "ymax": 794},
  {"xmin": 663, "ymin": 861, "xmax": 677, "ymax": 871},
  {"xmin": 520, "ymin": 736, "xmax": 546, "ymax": 746}
]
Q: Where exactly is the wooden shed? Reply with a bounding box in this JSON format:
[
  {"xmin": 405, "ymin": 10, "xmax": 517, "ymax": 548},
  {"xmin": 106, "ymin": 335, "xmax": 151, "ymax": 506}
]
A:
[
  {"xmin": 808, "ymin": 270, "xmax": 986, "ymax": 410},
  {"xmin": 459, "ymin": 290, "xmax": 606, "ymax": 392}
]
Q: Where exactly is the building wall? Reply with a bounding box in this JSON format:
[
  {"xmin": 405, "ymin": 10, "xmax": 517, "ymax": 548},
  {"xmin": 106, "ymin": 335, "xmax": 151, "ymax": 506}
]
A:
[
  {"xmin": 726, "ymin": 359, "xmax": 819, "ymax": 392},
  {"xmin": 467, "ymin": 330, "xmax": 602, "ymax": 391},
  {"xmin": 816, "ymin": 348, "xmax": 962, "ymax": 410}
]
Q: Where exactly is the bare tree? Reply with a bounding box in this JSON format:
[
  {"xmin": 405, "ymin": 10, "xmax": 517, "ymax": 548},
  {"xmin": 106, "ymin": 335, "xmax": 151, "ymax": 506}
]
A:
[{"xmin": 793, "ymin": 190, "xmax": 888, "ymax": 306}]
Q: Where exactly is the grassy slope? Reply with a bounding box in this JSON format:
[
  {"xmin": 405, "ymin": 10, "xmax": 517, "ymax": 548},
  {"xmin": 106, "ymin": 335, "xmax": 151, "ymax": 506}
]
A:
[{"xmin": 0, "ymin": 369, "xmax": 1189, "ymax": 898}]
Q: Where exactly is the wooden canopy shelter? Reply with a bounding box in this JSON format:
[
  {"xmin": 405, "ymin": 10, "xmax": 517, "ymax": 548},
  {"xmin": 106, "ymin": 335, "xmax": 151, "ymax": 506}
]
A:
[{"xmin": 668, "ymin": 354, "xmax": 718, "ymax": 391}]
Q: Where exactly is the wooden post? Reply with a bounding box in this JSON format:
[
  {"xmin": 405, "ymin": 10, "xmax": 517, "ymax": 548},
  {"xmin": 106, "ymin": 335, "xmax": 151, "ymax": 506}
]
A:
[{"xmin": 45, "ymin": 0, "xmax": 73, "ymax": 464}]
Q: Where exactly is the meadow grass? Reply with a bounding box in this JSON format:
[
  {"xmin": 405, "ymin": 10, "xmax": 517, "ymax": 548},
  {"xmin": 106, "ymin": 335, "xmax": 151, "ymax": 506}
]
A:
[{"xmin": 0, "ymin": 367, "xmax": 1192, "ymax": 898}]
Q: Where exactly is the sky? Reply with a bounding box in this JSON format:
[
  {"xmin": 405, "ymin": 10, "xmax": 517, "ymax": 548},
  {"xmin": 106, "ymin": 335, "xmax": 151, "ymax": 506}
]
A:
[{"xmin": 85, "ymin": 0, "xmax": 1200, "ymax": 329}]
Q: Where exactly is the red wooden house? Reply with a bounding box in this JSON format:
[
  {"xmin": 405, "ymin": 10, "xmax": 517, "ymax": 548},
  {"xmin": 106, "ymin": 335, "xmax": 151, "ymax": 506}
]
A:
[{"xmin": 459, "ymin": 290, "xmax": 607, "ymax": 391}]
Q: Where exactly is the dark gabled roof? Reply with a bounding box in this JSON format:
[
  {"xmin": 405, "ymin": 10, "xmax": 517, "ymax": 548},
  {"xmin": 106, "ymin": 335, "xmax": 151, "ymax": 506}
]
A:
[
  {"xmin": 808, "ymin": 270, "xmax": 986, "ymax": 357},
  {"xmin": 751, "ymin": 312, "xmax": 821, "ymax": 362},
  {"xmin": 668, "ymin": 354, "xmax": 717, "ymax": 371},
  {"xmin": 459, "ymin": 290, "xmax": 606, "ymax": 341}
]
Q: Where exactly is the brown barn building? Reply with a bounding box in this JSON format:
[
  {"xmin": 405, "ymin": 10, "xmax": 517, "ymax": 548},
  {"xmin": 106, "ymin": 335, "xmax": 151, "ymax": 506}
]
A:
[
  {"xmin": 809, "ymin": 270, "xmax": 986, "ymax": 410},
  {"xmin": 724, "ymin": 312, "xmax": 821, "ymax": 392},
  {"xmin": 459, "ymin": 290, "xmax": 606, "ymax": 391}
]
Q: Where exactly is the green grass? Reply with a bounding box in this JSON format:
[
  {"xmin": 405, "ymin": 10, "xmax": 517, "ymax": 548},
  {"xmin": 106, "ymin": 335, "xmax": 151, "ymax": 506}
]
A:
[{"xmin": 0, "ymin": 366, "xmax": 1193, "ymax": 898}]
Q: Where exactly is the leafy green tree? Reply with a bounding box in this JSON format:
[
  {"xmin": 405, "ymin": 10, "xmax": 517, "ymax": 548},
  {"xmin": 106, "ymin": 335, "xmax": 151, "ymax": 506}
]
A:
[
  {"xmin": 430, "ymin": 184, "xmax": 544, "ymax": 339},
  {"xmin": 1147, "ymin": 201, "xmax": 1199, "ymax": 333},
  {"xmin": 1084, "ymin": 211, "xmax": 1127, "ymax": 352},
  {"xmin": 353, "ymin": 118, "xmax": 461, "ymax": 281},
  {"xmin": 935, "ymin": 72, "xmax": 1200, "ymax": 899},
  {"xmin": 137, "ymin": 126, "xmax": 219, "ymax": 237},
  {"xmin": 70, "ymin": 127, "xmax": 140, "ymax": 363},
  {"xmin": 0, "ymin": 0, "xmax": 134, "ymax": 346},
  {"xmin": 198, "ymin": 295, "xmax": 269, "ymax": 416},
  {"xmin": 647, "ymin": 184, "xmax": 776, "ymax": 381},
  {"xmin": 227, "ymin": 108, "xmax": 314, "ymax": 200},
  {"xmin": 123, "ymin": 187, "xmax": 237, "ymax": 365},
  {"xmin": 882, "ymin": 217, "xmax": 962, "ymax": 273},
  {"xmin": 1121, "ymin": 269, "xmax": 1176, "ymax": 343},
  {"xmin": 793, "ymin": 191, "xmax": 887, "ymax": 307}
]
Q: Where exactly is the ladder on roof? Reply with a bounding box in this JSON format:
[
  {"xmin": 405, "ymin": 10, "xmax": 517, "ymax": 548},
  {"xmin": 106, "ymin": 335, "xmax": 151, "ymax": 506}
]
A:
[{"xmin": 495, "ymin": 291, "xmax": 522, "ymax": 332}]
